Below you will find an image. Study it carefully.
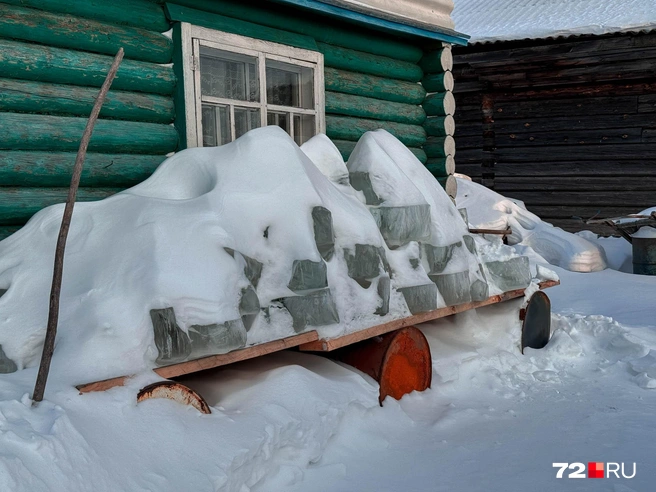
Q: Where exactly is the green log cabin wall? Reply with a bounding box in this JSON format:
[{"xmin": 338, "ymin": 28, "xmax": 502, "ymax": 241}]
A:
[{"xmin": 0, "ymin": 0, "xmax": 457, "ymax": 240}]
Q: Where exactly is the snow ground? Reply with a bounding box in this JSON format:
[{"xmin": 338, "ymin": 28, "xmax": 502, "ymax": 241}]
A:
[{"xmin": 1, "ymin": 165, "xmax": 656, "ymax": 491}]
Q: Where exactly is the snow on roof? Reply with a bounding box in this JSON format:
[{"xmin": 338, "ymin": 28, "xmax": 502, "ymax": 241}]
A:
[{"xmin": 453, "ymin": 0, "xmax": 656, "ymax": 43}]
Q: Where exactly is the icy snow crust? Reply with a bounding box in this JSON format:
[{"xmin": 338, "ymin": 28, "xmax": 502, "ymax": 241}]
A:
[{"xmin": 0, "ymin": 128, "xmax": 530, "ymax": 383}]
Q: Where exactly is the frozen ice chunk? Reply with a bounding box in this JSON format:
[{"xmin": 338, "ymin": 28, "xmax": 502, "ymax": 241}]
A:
[
  {"xmin": 485, "ymin": 256, "xmax": 531, "ymax": 291},
  {"xmin": 312, "ymin": 206, "xmax": 335, "ymax": 261},
  {"xmin": 369, "ymin": 205, "xmax": 431, "ymax": 247},
  {"xmin": 150, "ymin": 307, "xmax": 191, "ymax": 365},
  {"xmin": 300, "ymin": 134, "xmax": 350, "ymax": 186},
  {"xmin": 188, "ymin": 319, "xmax": 247, "ymax": 358},
  {"xmin": 470, "ymin": 264, "xmax": 490, "ymax": 302},
  {"xmin": 279, "ymin": 288, "xmax": 340, "ymax": 332},
  {"xmin": 458, "ymin": 208, "xmax": 468, "ymax": 224},
  {"xmin": 375, "ymin": 275, "xmax": 390, "ymax": 316},
  {"xmin": 239, "ymin": 285, "xmax": 260, "ymax": 331},
  {"xmin": 0, "ymin": 344, "xmax": 17, "ymax": 373},
  {"xmin": 430, "ymin": 272, "xmax": 472, "ymax": 306},
  {"xmin": 463, "ymin": 235, "xmax": 476, "ymax": 254},
  {"xmin": 349, "ymin": 172, "xmax": 383, "ymax": 205},
  {"xmin": 224, "ymin": 248, "xmax": 263, "ymax": 288},
  {"xmin": 397, "ymin": 283, "xmax": 438, "ymax": 314},
  {"xmin": 345, "ymin": 244, "xmax": 388, "ymax": 281},
  {"xmin": 0, "ymin": 288, "xmax": 6, "ymax": 299},
  {"xmin": 287, "ymin": 259, "xmax": 328, "ymax": 293},
  {"xmin": 425, "ymin": 242, "xmax": 461, "ymax": 274}
]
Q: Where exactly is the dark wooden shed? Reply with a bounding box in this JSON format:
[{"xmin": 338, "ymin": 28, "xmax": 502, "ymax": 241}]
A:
[{"xmin": 451, "ymin": 0, "xmax": 656, "ymax": 234}]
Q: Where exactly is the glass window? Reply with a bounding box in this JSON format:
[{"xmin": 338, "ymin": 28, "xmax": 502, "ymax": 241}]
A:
[{"xmin": 184, "ymin": 26, "xmax": 324, "ymax": 149}]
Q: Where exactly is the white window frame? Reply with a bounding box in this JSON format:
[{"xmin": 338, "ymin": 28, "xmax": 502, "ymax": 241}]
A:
[{"xmin": 180, "ymin": 23, "xmax": 325, "ymax": 147}]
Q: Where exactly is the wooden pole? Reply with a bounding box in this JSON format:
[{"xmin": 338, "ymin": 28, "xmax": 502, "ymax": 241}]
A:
[{"xmin": 32, "ymin": 48, "xmax": 124, "ymax": 404}]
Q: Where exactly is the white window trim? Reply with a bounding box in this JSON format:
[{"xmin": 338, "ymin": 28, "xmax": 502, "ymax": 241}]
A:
[{"xmin": 180, "ymin": 23, "xmax": 326, "ymax": 148}]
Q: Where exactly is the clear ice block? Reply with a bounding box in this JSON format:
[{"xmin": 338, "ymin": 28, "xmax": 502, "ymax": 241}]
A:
[
  {"xmin": 150, "ymin": 307, "xmax": 192, "ymax": 365},
  {"xmin": 397, "ymin": 283, "xmax": 438, "ymax": 314},
  {"xmin": 345, "ymin": 244, "xmax": 388, "ymax": 281},
  {"xmin": 0, "ymin": 344, "xmax": 17, "ymax": 374},
  {"xmin": 312, "ymin": 206, "xmax": 335, "ymax": 261},
  {"xmin": 430, "ymin": 271, "xmax": 472, "ymax": 306},
  {"xmin": 424, "ymin": 242, "xmax": 461, "ymax": 274},
  {"xmin": 485, "ymin": 256, "xmax": 532, "ymax": 291},
  {"xmin": 369, "ymin": 205, "xmax": 431, "ymax": 247},
  {"xmin": 287, "ymin": 259, "xmax": 328, "ymax": 293},
  {"xmin": 463, "ymin": 235, "xmax": 476, "ymax": 254},
  {"xmin": 279, "ymin": 288, "xmax": 340, "ymax": 332},
  {"xmin": 239, "ymin": 285, "xmax": 260, "ymax": 331},
  {"xmin": 349, "ymin": 172, "xmax": 383, "ymax": 205},
  {"xmin": 375, "ymin": 275, "xmax": 390, "ymax": 316},
  {"xmin": 188, "ymin": 319, "xmax": 247, "ymax": 358},
  {"xmin": 224, "ymin": 248, "xmax": 263, "ymax": 288}
]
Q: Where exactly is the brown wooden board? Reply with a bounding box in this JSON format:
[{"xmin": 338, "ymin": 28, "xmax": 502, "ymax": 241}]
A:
[
  {"xmin": 77, "ymin": 331, "xmax": 319, "ymax": 393},
  {"xmin": 298, "ymin": 280, "xmax": 560, "ymax": 352}
]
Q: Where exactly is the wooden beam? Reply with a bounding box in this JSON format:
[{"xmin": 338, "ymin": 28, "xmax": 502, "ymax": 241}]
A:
[
  {"xmin": 420, "ymin": 48, "xmax": 453, "ymax": 73},
  {"xmin": 77, "ymin": 331, "xmax": 320, "ymax": 394},
  {"xmin": 325, "ymin": 67, "xmax": 426, "ymax": 105},
  {"xmin": 326, "ymin": 115, "xmax": 427, "ymax": 147},
  {"xmin": 423, "ymin": 92, "xmax": 456, "ymax": 116},
  {"xmin": 325, "ymin": 91, "xmax": 426, "ymax": 125},
  {"xmin": 299, "ymin": 280, "xmax": 560, "ymax": 351}
]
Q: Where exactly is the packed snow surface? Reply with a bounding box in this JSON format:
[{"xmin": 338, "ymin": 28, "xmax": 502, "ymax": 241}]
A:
[{"xmin": 453, "ymin": 0, "xmax": 656, "ymax": 43}]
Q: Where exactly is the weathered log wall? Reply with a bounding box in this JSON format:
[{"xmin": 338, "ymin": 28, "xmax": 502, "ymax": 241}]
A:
[
  {"xmin": 0, "ymin": 0, "xmax": 174, "ymax": 236},
  {"xmin": 453, "ymin": 31, "xmax": 656, "ymax": 234}
]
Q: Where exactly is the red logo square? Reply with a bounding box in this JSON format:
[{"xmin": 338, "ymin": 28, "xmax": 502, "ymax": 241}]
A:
[{"xmin": 588, "ymin": 462, "xmax": 604, "ymax": 479}]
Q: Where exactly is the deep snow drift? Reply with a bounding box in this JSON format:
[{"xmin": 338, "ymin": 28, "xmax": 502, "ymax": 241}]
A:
[
  {"xmin": 0, "ymin": 128, "xmax": 533, "ymax": 385},
  {"xmin": 456, "ymin": 176, "xmax": 608, "ymax": 273}
]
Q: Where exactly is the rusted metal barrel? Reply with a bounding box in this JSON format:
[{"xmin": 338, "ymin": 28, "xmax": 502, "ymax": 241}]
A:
[
  {"xmin": 336, "ymin": 326, "xmax": 432, "ymax": 405},
  {"xmin": 633, "ymin": 237, "xmax": 656, "ymax": 275}
]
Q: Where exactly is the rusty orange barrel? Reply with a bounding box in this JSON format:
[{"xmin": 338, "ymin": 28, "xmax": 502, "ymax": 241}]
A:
[{"xmin": 337, "ymin": 326, "xmax": 432, "ymax": 405}]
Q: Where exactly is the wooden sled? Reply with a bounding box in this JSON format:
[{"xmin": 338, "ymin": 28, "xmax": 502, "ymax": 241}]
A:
[{"xmin": 77, "ymin": 280, "xmax": 559, "ymax": 411}]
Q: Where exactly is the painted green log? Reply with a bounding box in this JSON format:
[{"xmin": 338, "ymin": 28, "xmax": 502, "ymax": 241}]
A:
[
  {"xmin": 326, "ymin": 116, "xmax": 426, "ymax": 147},
  {"xmin": 424, "ymin": 115, "xmax": 456, "ymax": 137},
  {"xmin": 324, "ymin": 68, "xmax": 425, "ymax": 105},
  {"xmin": 319, "ymin": 43, "xmax": 422, "ymax": 82},
  {"xmin": 333, "ymin": 140, "xmax": 427, "ymax": 163},
  {"xmin": 0, "ymin": 39, "xmax": 175, "ymax": 95},
  {"xmin": 420, "ymin": 48, "xmax": 453, "ymax": 73},
  {"xmin": 2, "ymin": 0, "xmax": 170, "ymax": 32},
  {"xmin": 163, "ymin": 0, "xmax": 422, "ymax": 61},
  {"xmin": 424, "ymin": 136, "xmax": 456, "ymax": 158},
  {"xmin": 172, "ymin": 23, "xmax": 188, "ymax": 149},
  {"xmin": 425, "ymin": 156, "xmax": 455, "ymax": 177},
  {"xmin": 0, "ymin": 226, "xmax": 20, "ymax": 241},
  {"xmin": 0, "ymin": 151, "xmax": 165, "ymax": 187},
  {"xmin": 0, "ymin": 113, "xmax": 178, "ymax": 154},
  {"xmin": 0, "ymin": 187, "xmax": 121, "ymax": 225},
  {"xmin": 164, "ymin": 4, "xmax": 317, "ymax": 51},
  {"xmin": 325, "ymin": 92, "xmax": 426, "ymax": 125},
  {"xmin": 421, "ymin": 71, "xmax": 454, "ymax": 93},
  {"xmin": 0, "ymin": 79, "xmax": 174, "ymax": 124},
  {"xmin": 423, "ymin": 92, "xmax": 456, "ymax": 116},
  {"xmin": 0, "ymin": 3, "xmax": 173, "ymax": 64}
]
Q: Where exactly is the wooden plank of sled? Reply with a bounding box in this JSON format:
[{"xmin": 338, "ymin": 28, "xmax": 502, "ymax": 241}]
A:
[
  {"xmin": 469, "ymin": 228, "xmax": 513, "ymax": 236},
  {"xmin": 76, "ymin": 330, "xmax": 319, "ymax": 394},
  {"xmin": 299, "ymin": 280, "xmax": 560, "ymax": 352}
]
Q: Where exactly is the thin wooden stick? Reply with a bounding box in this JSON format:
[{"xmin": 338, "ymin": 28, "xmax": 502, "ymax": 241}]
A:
[{"xmin": 32, "ymin": 48, "xmax": 124, "ymax": 404}]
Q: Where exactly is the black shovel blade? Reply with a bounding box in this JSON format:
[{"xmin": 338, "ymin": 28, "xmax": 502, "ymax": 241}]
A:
[{"xmin": 521, "ymin": 291, "xmax": 551, "ymax": 353}]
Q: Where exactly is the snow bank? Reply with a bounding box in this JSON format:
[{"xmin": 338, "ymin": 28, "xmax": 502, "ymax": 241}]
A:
[
  {"xmin": 0, "ymin": 128, "xmax": 534, "ymax": 385},
  {"xmin": 456, "ymin": 177, "xmax": 608, "ymax": 272}
]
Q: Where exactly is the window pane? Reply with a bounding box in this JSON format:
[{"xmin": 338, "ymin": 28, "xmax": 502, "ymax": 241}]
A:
[
  {"xmin": 202, "ymin": 104, "xmax": 230, "ymax": 146},
  {"xmin": 266, "ymin": 60, "xmax": 314, "ymax": 109},
  {"xmin": 267, "ymin": 111, "xmax": 290, "ymax": 134},
  {"xmin": 293, "ymin": 114, "xmax": 315, "ymax": 145},
  {"xmin": 199, "ymin": 46, "xmax": 259, "ymax": 102},
  {"xmin": 234, "ymin": 107, "xmax": 261, "ymax": 139}
]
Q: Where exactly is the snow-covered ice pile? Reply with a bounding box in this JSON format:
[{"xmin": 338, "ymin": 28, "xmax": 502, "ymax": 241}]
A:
[
  {"xmin": 456, "ymin": 175, "xmax": 608, "ymax": 273},
  {"xmin": 0, "ymin": 128, "xmax": 535, "ymax": 384}
]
